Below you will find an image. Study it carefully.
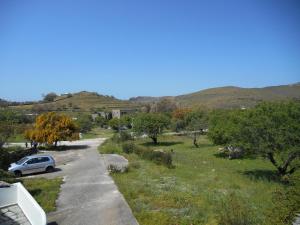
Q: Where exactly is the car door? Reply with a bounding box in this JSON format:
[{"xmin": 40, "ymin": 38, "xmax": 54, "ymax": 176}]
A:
[
  {"xmin": 39, "ymin": 157, "xmax": 50, "ymax": 171},
  {"xmin": 23, "ymin": 158, "xmax": 39, "ymax": 174},
  {"xmin": 25, "ymin": 157, "xmax": 46, "ymax": 174}
]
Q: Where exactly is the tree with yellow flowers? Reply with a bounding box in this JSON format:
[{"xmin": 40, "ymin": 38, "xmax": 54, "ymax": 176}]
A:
[{"xmin": 25, "ymin": 112, "xmax": 79, "ymax": 147}]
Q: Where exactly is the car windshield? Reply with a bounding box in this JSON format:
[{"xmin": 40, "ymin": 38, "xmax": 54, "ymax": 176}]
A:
[{"xmin": 16, "ymin": 157, "xmax": 29, "ymax": 165}]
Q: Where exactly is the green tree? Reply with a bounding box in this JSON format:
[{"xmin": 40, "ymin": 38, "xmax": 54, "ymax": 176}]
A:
[
  {"xmin": 208, "ymin": 109, "xmax": 241, "ymax": 146},
  {"xmin": 209, "ymin": 101, "xmax": 300, "ymax": 176},
  {"xmin": 120, "ymin": 115, "xmax": 132, "ymax": 129},
  {"xmin": 25, "ymin": 112, "xmax": 79, "ymax": 146},
  {"xmin": 95, "ymin": 116, "xmax": 108, "ymax": 128},
  {"xmin": 133, "ymin": 113, "xmax": 170, "ymax": 144},
  {"xmin": 184, "ymin": 110, "xmax": 208, "ymax": 147},
  {"xmin": 43, "ymin": 92, "xmax": 57, "ymax": 102},
  {"xmin": 0, "ymin": 123, "xmax": 13, "ymax": 148},
  {"xmin": 76, "ymin": 114, "xmax": 93, "ymax": 133},
  {"xmin": 0, "ymin": 109, "xmax": 32, "ymax": 124},
  {"xmin": 108, "ymin": 118, "xmax": 121, "ymax": 131}
]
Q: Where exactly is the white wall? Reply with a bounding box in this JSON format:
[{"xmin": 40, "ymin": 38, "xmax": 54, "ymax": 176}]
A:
[{"xmin": 0, "ymin": 183, "xmax": 47, "ymax": 225}]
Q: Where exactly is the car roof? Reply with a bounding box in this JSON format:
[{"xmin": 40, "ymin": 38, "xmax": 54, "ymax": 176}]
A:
[{"xmin": 26, "ymin": 155, "xmax": 53, "ymax": 159}]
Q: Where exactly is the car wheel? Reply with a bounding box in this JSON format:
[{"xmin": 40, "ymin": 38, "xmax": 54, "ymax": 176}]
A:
[
  {"xmin": 14, "ymin": 170, "xmax": 22, "ymax": 177},
  {"xmin": 46, "ymin": 166, "xmax": 54, "ymax": 173}
]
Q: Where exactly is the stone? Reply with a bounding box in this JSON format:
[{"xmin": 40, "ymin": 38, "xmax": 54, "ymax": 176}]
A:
[{"xmin": 0, "ymin": 181, "xmax": 11, "ymax": 188}]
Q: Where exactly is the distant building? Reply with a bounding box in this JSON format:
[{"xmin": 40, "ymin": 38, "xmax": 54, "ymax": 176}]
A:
[
  {"xmin": 60, "ymin": 93, "xmax": 70, "ymax": 96},
  {"xmin": 112, "ymin": 109, "xmax": 136, "ymax": 119},
  {"xmin": 98, "ymin": 111, "xmax": 112, "ymax": 120}
]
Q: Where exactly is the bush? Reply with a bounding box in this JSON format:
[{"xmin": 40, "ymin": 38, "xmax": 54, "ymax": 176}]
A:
[
  {"xmin": 148, "ymin": 150, "xmax": 173, "ymax": 168},
  {"xmin": 112, "ymin": 131, "xmax": 133, "ymax": 143},
  {"xmin": 215, "ymin": 192, "xmax": 256, "ymax": 225},
  {"xmin": 119, "ymin": 131, "xmax": 133, "ymax": 142},
  {"xmin": 268, "ymin": 176, "xmax": 300, "ymax": 225},
  {"xmin": 122, "ymin": 141, "xmax": 136, "ymax": 154},
  {"xmin": 0, "ymin": 169, "xmax": 18, "ymax": 183},
  {"xmin": 0, "ymin": 147, "xmax": 36, "ymax": 170},
  {"xmin": 131, "ymin": 145, "xmax": 173, "ymax": 168},
  {"xmin": 98, "ymin": 139, "xmax": 122, "ymax": 154},
  {"xmin": 108, "ymin": 118, "xmax": 120, "ymax": 131}
]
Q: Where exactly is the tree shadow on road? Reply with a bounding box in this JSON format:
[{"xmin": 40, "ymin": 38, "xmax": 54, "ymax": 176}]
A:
[
  {"xmin": 39, "ymin": 145, "xmax": 89, "ymax": 151},
  {"xmin": 47, "ymin": 222, "xmax": 58, "ymax": 225}
]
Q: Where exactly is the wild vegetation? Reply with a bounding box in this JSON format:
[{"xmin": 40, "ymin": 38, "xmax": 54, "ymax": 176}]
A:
[
  {"xmin": 98, "ymin": 100, "xmax": 300, "ymax": 225},
  {"xmin": 109, "ymin": 135, "xmax": 299, "ymax": 225},
  {"xmin": 1, "ymin": 91, "xmax": 300, "ymax": 224}
]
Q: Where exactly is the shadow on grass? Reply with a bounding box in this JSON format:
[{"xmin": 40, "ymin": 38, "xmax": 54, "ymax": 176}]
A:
[
  {"xmin": 141, "ymin": 141, "xmax": 183, "ymax": 147},
  {"xmin": 214, "ymin": 152, "xmax": 257, "ymax": 160},
  {"xmin": 242, "ymin": 169, "xmax": 281, "ymax": 183},
  {"xmin": 39, "ymin": 145, "xmax": 89, "ymax": 151},
  {"xmin": 28, "ymin": 188, "xmax": 42, "ymax": 196},
  {"xmin": 194, "ymin": 143, "xmax": 215, "ymax": 149},
  {"xmin": 214, "ymin": 152, "xmax": 228, "ymax": 158}
]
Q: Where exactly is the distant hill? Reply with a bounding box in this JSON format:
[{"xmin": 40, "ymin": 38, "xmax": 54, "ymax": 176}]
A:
[
  {"xmin": 130, "ymin": 83, "xmax": 300, "ymax": 108},
  {"xmin": 0, "ymin": 98, "xmax": 9, "ymax": 107},
  {"xmin": 3, "ymin": 83, "xmax": 300, "ymax": 112},
  {"xmin": 129, "ymin": 96, "xmax": 173, "ymax": 103},
  {"xmin": 9, "ymin": 91, "xmax": 138, "ymax": 112}
]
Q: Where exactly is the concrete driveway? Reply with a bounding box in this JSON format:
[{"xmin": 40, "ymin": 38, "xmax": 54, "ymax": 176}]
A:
[{"xmin": 28, "ymin": 138, "xmax": 138, "ymax": 225}]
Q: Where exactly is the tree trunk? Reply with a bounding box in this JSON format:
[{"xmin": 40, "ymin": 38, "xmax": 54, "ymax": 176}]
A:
[
  {"xmin": 281, "ymin": 152, "xmax": 299, "ymax": 174},
  {"xmin": 54, "ymin": 141, "xmax": 58, "ymax": 147},
  {"xmin": 151, "ymin": 137, "xmax": 158, "ymax": 145},
  {"xmin": 267, "ymin": 152, "xmax": 299, "ymax": 176},
  {"xmin": 193, "ymin": 133, "xmax": 199, "ymax": 148}
]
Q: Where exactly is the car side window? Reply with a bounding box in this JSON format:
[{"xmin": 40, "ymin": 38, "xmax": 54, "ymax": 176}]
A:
[
  {"xmin": 26, "ymin": 158, "xmax": 38, "ymax": 164},
  {"xmin": 40, "ymin": 157, "xmax": 50, "ymax": 162}
]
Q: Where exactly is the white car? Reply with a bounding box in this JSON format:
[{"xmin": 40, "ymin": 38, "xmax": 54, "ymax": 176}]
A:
[{"xmin": 8, "ymin": 155, "xmax": 56, "ymax": 176}]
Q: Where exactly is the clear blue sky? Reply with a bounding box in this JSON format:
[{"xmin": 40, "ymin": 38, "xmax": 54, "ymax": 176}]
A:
[{"xmin": 0, "ymin": 0, "xmax": 299, "ymax": 101}]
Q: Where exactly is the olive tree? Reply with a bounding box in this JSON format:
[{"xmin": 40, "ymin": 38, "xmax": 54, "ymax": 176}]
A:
[
  {"xmin": 209, "ymin": 101, "xmax": 300, "ymax": 176},
  {"xmin": 133, "ymin": 113, "xmax": 170, "ymax": 144},
  {"xmin": 185, "ymin": 110, "xmax": 208, "ymax": 147}
]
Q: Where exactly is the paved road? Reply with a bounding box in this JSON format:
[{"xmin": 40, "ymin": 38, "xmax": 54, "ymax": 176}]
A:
[{"xmin": 30, "ymin": 138, "xmax": 138, "ymax": 225}]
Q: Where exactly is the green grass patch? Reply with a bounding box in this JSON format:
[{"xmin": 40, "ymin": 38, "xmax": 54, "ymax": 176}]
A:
[
  {"xmin": 109, "ymin": 135, "xmax": 288, "ymax": 225},
  {"xmin": 22, "ymin": 178, "xmax": 62, "ymax": 213},
  {"xmin": 81, "ymin": 127, "xmax": 114, "ymax": 139},
  {"xmin": 7, "ymin": 133, "xmax": 26, "ymax": 143},
  {"xmin": 98, "ymin": 138, "xmax": 122, "ymax": 154}
]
